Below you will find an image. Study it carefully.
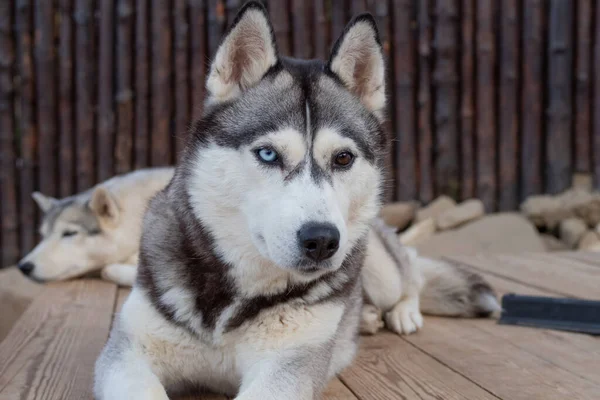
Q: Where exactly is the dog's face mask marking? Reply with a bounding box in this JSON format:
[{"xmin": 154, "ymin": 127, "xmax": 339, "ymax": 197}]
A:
[
  {"xmin": 185, "ymin": 5, "xmax": 388, "ymax": 279},
  {"xmin": 18, "ymin": 188, "xmax": 121, "ymax": 282}
]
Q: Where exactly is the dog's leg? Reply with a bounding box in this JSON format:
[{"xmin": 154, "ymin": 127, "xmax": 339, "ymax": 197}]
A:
[
  {"xmin": 95, "ymin": 355, "xmax": 168, "ymax": 400},
  {"xmin": 101, "ymin": 263, "xmax": 137, "ymax": 286}
]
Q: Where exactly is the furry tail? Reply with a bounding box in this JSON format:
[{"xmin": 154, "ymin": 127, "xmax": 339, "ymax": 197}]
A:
[{"xmin": 416, "ymin": 256, "xmax": 501, "ymax": 317}]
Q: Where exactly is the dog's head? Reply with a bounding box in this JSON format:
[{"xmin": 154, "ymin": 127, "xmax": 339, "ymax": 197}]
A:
[
  {"xmin": 17, "ymin": 188, "xmax": 123, "ymax": 282},
  {"xmin": 183, "ymin": 2, "xmax": 389, "ymax": 281}
]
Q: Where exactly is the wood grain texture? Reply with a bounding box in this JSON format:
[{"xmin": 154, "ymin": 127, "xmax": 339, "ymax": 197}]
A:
[
  {"xmin": 0, "ymin": 280, "xmax": 117, "ymax": 399},
  {"xmin": 475, "ymin": 0, "xmax": 496, "ymax": 211},
  {"xmin": 433, "ymin": 0, "xmax": 459, "ymax": 199},
  {"xmin": 135, "ymin": 0, "xmax": 150, "ymax": 168},
  {"xmin": 341, "ymin": 332, "xmax": 498, "ymax": 400},
  {"xmin": 34, "ymin": 0, "xmax": 57, "ymax": 196},
  {"xmin": 546, "ymin": 0, "xmax": 573, "ymax": 194},
  {"xmin": 460, "ymin": 0, "xmax": 474, "ymax": 200},
  {"xmin": 575, "ymin": 0, "xmax": 592, "ymax": 174},
  {"xmin": 98, "ymin": 0, "xmax": 116, "ymax": 181},
  {"xmin": 16, "ymin": 0, "xmax": 37, "ymax": 256},
  {"xmin": 498, "ymin": 0, "xmax": 520, "ymax": 210},
  {"xmin": 321, "ymin": 378, "xmax": 358, "ymax": 400},
  {"xmin": 392, "ymin": 0, "xmax": 417, "ymax": 201},
  {"xmin": 521, "ymin": 0, "xmax": 545, "ymax": 198},
  {"xmin": 115, "ymin": 0, "xmax": 134, "ymax": 173}
]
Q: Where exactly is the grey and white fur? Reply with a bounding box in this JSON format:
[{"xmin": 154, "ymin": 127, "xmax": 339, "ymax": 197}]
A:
[{"xmin": 95, "ymin": 3, "xmax": 499, "ymax": 399}]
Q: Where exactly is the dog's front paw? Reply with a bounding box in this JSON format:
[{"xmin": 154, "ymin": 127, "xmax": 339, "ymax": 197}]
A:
[
  {"xmin": 360, "ymin": 304, "xmax": 384, "ymax": 335},
  {"xmin": 385, "ymin": 298, "xmax": 423, "ymax": 335}
]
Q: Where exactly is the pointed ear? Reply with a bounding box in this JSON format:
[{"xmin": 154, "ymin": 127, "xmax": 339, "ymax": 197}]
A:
[
  {"xmin": 328, "ymin": 14, "xmax": 386, "ymax": 116},
  {"xmin": 206, "ymin": 1, "xmax": 278, "ymax": 104},
  {"xmin": 89, "ymin": 186, "xmax": 120, "ymax": 224},
  {"xmin": 32, "ymin": 192, "xmax": 58, "ymax": 213}
]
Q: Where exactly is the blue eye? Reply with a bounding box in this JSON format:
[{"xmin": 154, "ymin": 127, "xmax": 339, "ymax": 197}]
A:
[{"xmin": 257, "ymin": 148, "xmax": 278, "ymax": 163}]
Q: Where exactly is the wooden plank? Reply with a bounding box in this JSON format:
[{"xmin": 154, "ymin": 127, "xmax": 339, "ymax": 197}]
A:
[
  {"xmin": 174, "ymin": 0, "xmax": 190, "ymax": 160},
  {"xmin": 292, "ymin": 0, "xmax": 311, "ymax": 59},
  {"xmin": 312, "ymin": 0, "xmax": 329, "ymax": 60},
  {"xmin": 575, "ymin": 0, "xmax": 592, "ymax": 173},
  {"xmin": 115, "ymin": 0, "xmax": 134, "ymax": 174},
  {"xmin": 35, "ymin": 0, "xmax": 57, "ymax": 196},
  {"xmin": 433, "ymin": 0, "xmax": 459, "ymax": 199},
  {"xmin": 447, "ymin": 253, "xmax": 600, "ymax": 299},
  {"xmin": 460, "ymin": 0, "xmax": 475, "ymax": 200},
  {"xmin": 594, "ymin": 1, "xmax": 600, "ymax": 190},
  {"xmin": 16, "ymin": 0, "xmax": 37, "ymax": 255},
  {"xmin": 207, "ymin": 0, "xmax": 226, "ymax": 58},
  {"xmin": 269, "ymin": 0, "xmax": 291, "ymax": 56},
  {"xmin": 417, "ymin": 0, "xmax": 434, "ymax": 203},
  {"xmin": 521, "ymin": 0, "xmax": 544, "ymax": 198},
  {"xmin": 0, "ymin": 280, "xmax": 117, "ymax": 398},
  {"xmin": 151, "ymin": 0, "xmax": 172, "ymax": 166},
  {"xmin": 58, "ymin": 0, "xmax": 75, "ymax": 197},
  {"xmin": 340, "ymin": 332, "xmax": 499, "ymax": 400},
  {"xmin": 322, "ymin": 378, "xmax": 358, "ymax": 400},
  {"xmin": 135, "ymin": 0, "xmax": 150, "ymax": 168},
  {"xmin": 0, "ymin": 0, "xmax": 18, "ymax": 266},
  {"xmin": 330, "ymin": 0, "xmax": 347, "ymax": 41},
  {"xmin": 546, "ymin": 0, "xmax": 573, "ymax": 194},
  {"xmin": 225, "ymin": 0, "xmax": 241, "ymax": 25},
  {"xmin": 350, "ymin": 0, "xmax": 366, "ymax": 15},
  {"xmin": 559, "ymin": 251, "xmax": 600, "ymax": 268},
  {"xmin": 498, "ymin": 0, "xmax": 520, "ymax": 210},
  {"xmin": 75, "ymin": 0, "xmax": 96, "ymax": 190},
  {"xmin": 475, "ymin": 0, "xmax": 496, "ymax": 211},
  {"xmin": 393, "ymin": 0, "xmax": 416, "ymax": 201},
  {"xmin": 189, "ymin": 0, "xmax": 206, "ymax": 122},
  {"xmin": 97, "ymin": 0, "xmax": 116, "ymax": 181}
]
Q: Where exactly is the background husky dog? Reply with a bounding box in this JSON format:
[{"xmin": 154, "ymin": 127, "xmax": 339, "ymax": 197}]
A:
[
  {"xmin": 95, "ymin": 2, "xmax": 499, "ymax": 399},
  {"xmin": 17, "ymin": 167, "xmax": 174, "ymax": 285}
]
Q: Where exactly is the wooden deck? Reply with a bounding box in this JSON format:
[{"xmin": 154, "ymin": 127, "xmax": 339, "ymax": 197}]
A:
[{"xmin": 0, "ymin": 251, "xmax": 599, "ymax": 399}]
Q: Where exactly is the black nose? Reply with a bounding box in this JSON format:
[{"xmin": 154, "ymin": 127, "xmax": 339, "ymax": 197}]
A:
[
  {"xmin": 298, "ymin": 223, "xmax": 340, "ymax": 262},
  {"xmin": 18, "ymin": 261, "xmax": 35, "ymax": 276}
]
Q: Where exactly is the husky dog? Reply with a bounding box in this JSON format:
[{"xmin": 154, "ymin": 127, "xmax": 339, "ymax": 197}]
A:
[
  {"xmin": 95, "ymin": 3, "xmax": 498, "ymax": 399},
  {"xmin": 17, "ymin": 167, "xmax": 174, "ymax": 286}
]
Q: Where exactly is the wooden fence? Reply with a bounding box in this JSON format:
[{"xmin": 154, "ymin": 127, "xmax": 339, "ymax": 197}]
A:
[{"xmin": 1, "ymin": 0, "xmax": 599, "ymax": 266}]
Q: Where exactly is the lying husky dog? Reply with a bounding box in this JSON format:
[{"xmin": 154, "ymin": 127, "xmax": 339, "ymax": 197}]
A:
[
  {"xmin": 95, "ymin": 3, "xmax": 498, "ymax": 398},
  {"xmin": 18, "ymin": 167, "xmax": 174, "ymax": 285}
]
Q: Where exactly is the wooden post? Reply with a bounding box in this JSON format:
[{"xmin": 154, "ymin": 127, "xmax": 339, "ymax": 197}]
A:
[
  {"xmin": 151, "ymin": 0, "xmax": 172, "ymax": 166},
  {"xmin": 174, "ymin": 0, "xmax": 190, "ymax": 160},
  {"xmin": 498, "ymin": 0, "xmax": 520, "ymax": 210},
  {"xmin": 190, "ymin": 0, "xmax": 206, "ymax": 121},
  {"xmin": 475, "ymin": 0, "xmax": 496, "ymax": 211},
  {"xmin": 575, "ymin": 0, "xmax": 592, "ymax": 174},
  {"xmin": 16, "ymin": 0, "xmax": 37, "ymax": 254},
  {"xmin": 98, "ymin": 0, "xmax": 115, "ymax": 181},
  {"xmin": 417, "ymin": 0, "xmax": 434, "ymax": 203},
  {"xmin": 115, "ymin": 0, "xmax": 134, "ymax": 173},
  {"xmin": 460, "ymin": 0, "xmax": 475, "ymax": 200},
  {"xmin": 393, "ymin": 0, "xmax": 416, "ymax": 201},
  {"xmin": 433, "ymin": 0, "xmax": 459, "ymax": 199},
  {"xmin": 292, "ymin": 0, "xmax": 312, "ymax": 59},
  {"xmin": 594, "ymin": 0, "xmax": 600, "ymax": 189},
  {"xmin": 75, "ymin": 0, "xmax": 95, "ymax": 190},
  {"xmin": 0, "ymin": 0, "xmax": 18, "ymax": 265},
  {"xmin": 135, "ymin": 0, "xmax": 150, "ymax": 169},
  {"xmin": 269, "ymin": 0, "xmax": 291, "ymax": 56},
  {"xmin": 312, "ymin": 0, "xmax": 329, "ymax": 60},
  {"xmin": 207, "ymin": 0, "xmax": 226, "ymax": 57},
  {"xmin": 546, "ymin": 0, "xmax": 573, "ymax": 194},
  {"xmin": 330, "ymin": 0, "xmax": 347, "ymax": 42}
]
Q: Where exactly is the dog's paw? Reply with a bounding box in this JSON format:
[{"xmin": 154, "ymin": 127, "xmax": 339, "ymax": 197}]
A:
[
  {"xmin": 360, "ymin": 304, "xmax": 384, "ymax": 335},
  {"xmin": 101, "ymin": 264, "xmax": 136, "ymax": 287},
  {"xmin": 385, "ymin": 298, "xmax": 423, "ymax": 335}
]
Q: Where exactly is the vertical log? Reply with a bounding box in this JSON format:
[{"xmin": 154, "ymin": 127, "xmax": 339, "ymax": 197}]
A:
[
  {"xmin": 207, "ymin": 0, "xmax": 226, "ymax": 57},
  {"xmin": 393, "ymin": 0, "xmax": 416, "ymax": 200},
  {"xmin": 593, "ymin": 0, "xmax": 600, "ymax": 189},
  {"xmin": 16, "ymin": 0, "xmax": 37, "ymax": 254},
  {"xmin": 115, "ymin": 0, "xmax": 134, "ymax": 173},
  {"xmin": 151, "ymin": 1, "xmax": 172, "ymax": 166},
  {"xmin": 0, "ymin": 0, "xmax": 18, "ymax": 265},
  {"xmin": 433, "ymin": 0, "xmax": 459, "ymax": 199},
  {"xmin": 97, "ymin": 0, "xmax": 115, "ymax": 181},
  {"xmin": 546, "ymin": 0, "xmax": 573, "ymax": 194},
  {"xmin": 312, "ymin": 0, "xmax": 329, "ymax": 60},
  {"xmin": 292, "ymin": 0, "xmax": 312, "ymax": 59},
  {"xmin": 417, "ymin": 0, "xmax": 434, "ymax": 203},
  {"xmin": 330, "ymin": 0, "xmax": 347, "ymax": 41},
  {"xmin": 58, "ymin": 0, "xmax": 74, "ymax": 197},
  {"xmin": 35, "ymin": 0, "xmax": 57, "ymax": 195},
  {"xmin": 174, "ymin": 0, "xmax": 189, "ymax": 159},
  {"xmin": 575, "ymin": 0, "xmax": 592, "ymax": 174},
  {"xmin": 475, "ymin": 0, "xmax": 496, "ymax": 211},
  {"xmin": 460, "ymin": 0, "xmax": 475, "ymax": 200},
  {"xmin": 134, "ymin": 0, "xmax": 150, "ymax": 168},
  {"xmin": 190, "ymin": 0, "xmax": 206, "ymax": 121},
  {"xmin": 521, "ymin": 0, "xmax": 544, "ymax": 198},
  {"xmin": 269, "ymin": 0, "xmax": 291, "ymax": 56},
  {"xmin": 75, "ymin": 0, "xmax": 95, "ymax": 190},
  {"xmin": 498, "ymin": 0, "xmax": 520, "ymax": 210}
]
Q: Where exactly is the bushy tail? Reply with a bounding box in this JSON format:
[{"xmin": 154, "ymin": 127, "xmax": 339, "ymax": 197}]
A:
[{"xmin": 416, "ymin": 256, "xmax": 501, "ymax": 317}]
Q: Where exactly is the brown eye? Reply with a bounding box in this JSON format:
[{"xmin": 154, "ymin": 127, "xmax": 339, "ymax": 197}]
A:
[{"xmin": 334, "ymin": 151, "xmax": 354, "ymax": 168}]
